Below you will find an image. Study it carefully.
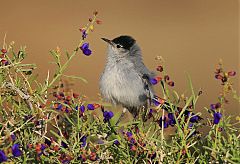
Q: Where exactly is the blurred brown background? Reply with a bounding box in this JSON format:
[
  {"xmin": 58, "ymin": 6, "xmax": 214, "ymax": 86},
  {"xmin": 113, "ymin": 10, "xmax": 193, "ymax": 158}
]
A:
[{"xmin": 0, "ymin": 0, "xmax": 239, "ymax": 115}]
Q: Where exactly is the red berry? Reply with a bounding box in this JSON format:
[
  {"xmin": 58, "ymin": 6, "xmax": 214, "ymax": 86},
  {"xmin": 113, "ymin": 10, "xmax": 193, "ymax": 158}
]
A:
[
  {"xmin": 73, "ymin": 93, "xmax": 79, "ymax": 98},
  {"xmin": 93, "ymin": 10, "xmax": 98, "ymax": 15},
  {"xmin": 80, "ymin": 154, "xmax": 87, "ymax": 161},
  {"xmin": 89, "ymin": 152, "xmax": 97, "ymax": 161},
  {"xmin": 131, "ymin": 145, "xmax": 137, "ymax": 151},
  {"xmin": 218, "ymin": 127, "xmax": 223, "ymax": 132},
  {"xmin": 215, "ymin": 74, "xmax": 223, "ymax": 80},
  {"xmin": 93, "ymin": 103, "xmax": 101, "ymax": 109},
  {"xmin": 182, "ymin": 149, "xmax": 186, "ymax": 155},
  {"xmin": 35, "ymin": 143, "xmax": 41, "ymax": 152},
  {"xmin": 164, "ymin": 75, "xmax": 170, "ymax": 81},
  {"xmin": 228, "ymin": 71, "xmax": 236, "ymax": 76},
  {"xmin": 158, "ymin": 98, "xmax": 165, "ymax": 105},
  {"xmin": 155, "ymin": 76, "xmax": 162, "ymax": 82},
  {"xmin": 1, "ymin": 49, "xmax": 7, "ymax": 54},
  {"xmin": 27, "ymin": 144, "xmax": 33, "ymax": 149},
  {"xmin": 156, "ymin": 65, "xmax": 163, "ymax": 72},
  {"xmin": 96, "ymin": 19, "xmax": 102, "ymax": 24},
  {"xmin": 167, "ymin": 81, "xmax": 174, "ymax": 87},
  {"xmin": 215, "ymin": 102, "xmax": 221, "ymax": 109},
  {"xmin": 39, "ymin": 104, "xmax": 46, "ymax": 108},
  {"xmin": 1, "ymin": 59, "xmax": 8, "ymax": 65},
  {"xmin": 0, "ymin": 54, "xmax": 5, "ymax": 58},
  {"xmin": 79, "ymin": 28, "xmax": 85, "ymax": 32},
  {"xmin": 66, "ymin": 96, "xmax": 71, "ymax": 101},
  {"xmin": 53, "ymin": 145, "xmax": 59, "ymax": 151}
]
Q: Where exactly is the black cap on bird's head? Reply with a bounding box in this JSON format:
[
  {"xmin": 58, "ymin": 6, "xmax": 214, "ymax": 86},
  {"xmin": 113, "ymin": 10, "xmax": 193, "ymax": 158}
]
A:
[
  {"xmin": 101, "ymin": 35, "xmax": 136, "ymax": 50},
  {"xmin": 112, "ymin": 35, "xmax": 136, "ymax": 50}
]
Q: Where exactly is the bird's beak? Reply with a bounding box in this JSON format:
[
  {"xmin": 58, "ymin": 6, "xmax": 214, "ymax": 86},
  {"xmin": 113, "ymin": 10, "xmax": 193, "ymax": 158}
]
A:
[{"xmin": 101, "ymin": 38, "xmax": 113, "ymax": 46}]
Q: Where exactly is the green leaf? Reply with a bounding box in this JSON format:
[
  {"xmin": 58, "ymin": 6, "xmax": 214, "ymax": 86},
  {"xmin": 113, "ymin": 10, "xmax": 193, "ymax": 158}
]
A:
[
  {"xmin": 62, "ymin": 74, "xmax": 88, "ymax": 83},
  {"xmin": 66, "ymin": 51, "xmax": 70, "ymax": 59},
  {"xmin": 110, "ymin": 111, "xmax": 122, "ymax": 126},
  {"xmin": 63, "ymin": 113, "xmax": 75, "ymax": 126}
]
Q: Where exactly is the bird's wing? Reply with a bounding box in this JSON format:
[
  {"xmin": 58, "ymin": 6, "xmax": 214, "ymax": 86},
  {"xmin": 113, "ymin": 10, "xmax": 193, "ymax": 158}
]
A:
[
  {"xmin": 133, "ymin": 60, "xmax": 155, "ymax": 101},
  {"xmin": 128, "ymin": 46, "xmax": 155, "ymax": 100}
]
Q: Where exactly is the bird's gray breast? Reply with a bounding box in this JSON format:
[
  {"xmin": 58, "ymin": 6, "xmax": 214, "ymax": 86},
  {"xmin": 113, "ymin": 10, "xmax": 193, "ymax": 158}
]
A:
[{"xmin": 99, "ymin": 59, "xmax": 148, "ymax": 108}]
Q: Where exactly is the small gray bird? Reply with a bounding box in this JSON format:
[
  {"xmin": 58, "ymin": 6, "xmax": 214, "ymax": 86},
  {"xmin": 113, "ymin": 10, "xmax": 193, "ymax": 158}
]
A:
[{"xmin": 99, "ymin": 35, "xmax": 155, "ymax": 118}]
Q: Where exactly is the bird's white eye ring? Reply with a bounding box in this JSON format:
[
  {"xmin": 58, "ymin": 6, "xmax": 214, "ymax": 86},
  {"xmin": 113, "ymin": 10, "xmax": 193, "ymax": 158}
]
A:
[{"xmin": 116, "ymin": 44, "xmax": 123, "ymax": 48}]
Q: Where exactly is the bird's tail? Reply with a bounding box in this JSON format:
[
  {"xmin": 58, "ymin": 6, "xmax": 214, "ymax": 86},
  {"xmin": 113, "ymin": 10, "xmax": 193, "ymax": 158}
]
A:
[{"xmin": 151, "ymin": 95, "xmax": 203, "ymax": 121}]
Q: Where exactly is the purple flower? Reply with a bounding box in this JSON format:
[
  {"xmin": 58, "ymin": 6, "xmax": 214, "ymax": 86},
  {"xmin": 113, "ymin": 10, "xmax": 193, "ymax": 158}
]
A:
[
  {"xmin": 75, "ymin": 105, "xmax": 85, "ymax": 112},
  {"xmin": 80, "ymin": 105, "xmax": 85, "ymax": 113},
  {"xmin": 56, "ymin": 103, "xmax": 63, "ymax": 110},
  {"xmin": 82, "ymin": 49, "xmax": 92, "ymax": 56},
  {"xmin": 168, "ymin": 113, "xmax": 176, "ymax": 126},
  {"xmin": 126, "ymin": 132, "xmax": 133, "ymax": 137},
  {"xmin": 80, "ymin": 43, "xmax": 89, "ymax": 50},
  {"xmin": 213, "ymin": 112, "xmax": 222, "ymax": 124},
  {"xmin": 11, "ymin": 134, "xmax": 16, "ymax": 141},
  {"xmin": 149, "ymin": 78, "xmax": 158, "ymax": 85},
  {"xmin": 82, "ymin": 30, "xmax": 87, "ymax": 39},
  {"xmin": 190, "ymin": 115, "xmax": 201, "ymax": 123},
  {"xmin": 149, "ymin": 109, "xmax": 153, "ymax": 114},
  {"xmin": 152, "ymin": 99, "xmax": 160, "ymax": 106},
  {"xmin": 87, "ymin": 104, "xmax": 94, "ymax": 110},
  {"xmin": 97, "ymin": 140, "xmax": 104, "ymax": 144},
  {"xmin": 148, "ymin": 109, "xmax": 154, "ymax": 119},
  {"xmin": 61, "ymin": 141, "xmax": 68, "ymax": 148},
  {"xmin": 40, "ymin": 144, "xmax": 47, "ymax": 150},
  {"xmin": 150, "ymin": 152, "xmax": 156, "ymax": 160},
  {"xmin": 113, "ymin": 140, "xmax": 120, "ymax": 145},
  {"xmin": 159, "ymin": 116, "xmax": 168, "ymax": 128},
  {"xmin": 210, "ymin": 103, "xmax": 221, "ymax": 110},
  {"xmin": 130, "ymin": 138, "xmax": 136, "ymax": 144},
  {"xmin": 0, "ymin": 150, "xmax": 7, "ymax": 162},
  {"xmin": 80, "ymin": 136, "xmax": 87, "ymax": 147},
  {"xmin": 12, "ymin": 144, "xmax": 22, "ymax": 157},
  {"xmin": 59, "ymin": 92, "xmax": 64, "ymax": 97},
  {"xmin": 210, "ymin": 104, "xmax": 216, "ymax": 110},
  {"xmin": 184, "ymin": 110, "xmax": 191, "ymax": 117},
  {"xmin": 45, "ymin": 138, "xmax": 51, "ymax": 146},
  {"xmin": 64, "ymin": 100, "xmax": 70, "ymax": 105},
  {"xmin": 80, "ymin": 43, "xmax": 92, "ymax": 56},
  {"xmin": 168, "ymin": 113, "xmax": 174, "ymax": 120},
  {"xmin": 103, "ymin": 111, "xmax": 114, "ymax": 122},
  {"xmin": 62, "ymin": 159, "xmax": 71, "ymax": 164},
  {"xmin": 189, "ymin": 123, "xmax": 194, "ymax": 128}
]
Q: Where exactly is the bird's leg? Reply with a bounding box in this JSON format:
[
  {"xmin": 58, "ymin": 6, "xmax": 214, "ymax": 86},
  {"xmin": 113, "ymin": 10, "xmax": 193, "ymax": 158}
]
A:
[
  {"xmin": 142, "ymin": 106, "xmax": 148, "ymax": 122},
  {"xmin": 115, "ymin": 107, "xmax": 127, "ymax": 126}
]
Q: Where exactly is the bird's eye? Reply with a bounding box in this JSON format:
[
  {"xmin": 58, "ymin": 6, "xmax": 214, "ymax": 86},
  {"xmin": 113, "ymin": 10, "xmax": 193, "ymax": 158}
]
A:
[{"xmin": 116, "ymin": 44, "xmax": 122, "ymax": 48}]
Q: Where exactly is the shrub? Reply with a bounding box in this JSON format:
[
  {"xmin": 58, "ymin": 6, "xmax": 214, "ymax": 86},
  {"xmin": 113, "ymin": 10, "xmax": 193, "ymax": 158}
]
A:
[{"xmin": 0, "ymin": 11, "xmax": 239, "ymax": 163}]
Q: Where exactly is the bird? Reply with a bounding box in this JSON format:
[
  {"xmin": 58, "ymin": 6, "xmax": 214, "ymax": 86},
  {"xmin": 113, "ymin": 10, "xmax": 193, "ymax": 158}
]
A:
[{"xmin": 99, "ymin": 35, "xmax": 155, "ymax": 118}]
